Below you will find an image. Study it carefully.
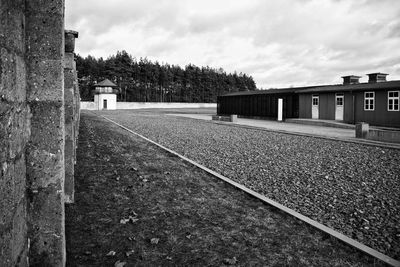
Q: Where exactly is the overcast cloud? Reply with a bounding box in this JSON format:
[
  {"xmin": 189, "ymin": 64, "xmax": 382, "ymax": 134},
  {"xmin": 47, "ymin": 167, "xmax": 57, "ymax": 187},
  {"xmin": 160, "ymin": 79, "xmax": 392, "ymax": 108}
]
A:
[{"xmin": 65, "ymin": 0, "xmax": 400, "ymax": 89}]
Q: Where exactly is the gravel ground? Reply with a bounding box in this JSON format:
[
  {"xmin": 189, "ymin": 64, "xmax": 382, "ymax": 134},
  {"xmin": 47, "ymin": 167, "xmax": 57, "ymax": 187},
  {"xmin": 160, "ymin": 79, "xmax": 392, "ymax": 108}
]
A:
[
  {"xmin": 99, "ymin": 110, "xmax": 400, "ymax": 260},
  {"xmin": 66, "ymin": 113, "xmax": 379, "ymax": 266}
]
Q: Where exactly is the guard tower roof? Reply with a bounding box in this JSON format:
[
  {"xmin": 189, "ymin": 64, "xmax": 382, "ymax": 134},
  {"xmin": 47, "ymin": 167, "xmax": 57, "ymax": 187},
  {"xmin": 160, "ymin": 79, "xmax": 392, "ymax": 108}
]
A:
[{"xmin": 95, "ymin": 79, "xmax": 117, "ymax": 87}]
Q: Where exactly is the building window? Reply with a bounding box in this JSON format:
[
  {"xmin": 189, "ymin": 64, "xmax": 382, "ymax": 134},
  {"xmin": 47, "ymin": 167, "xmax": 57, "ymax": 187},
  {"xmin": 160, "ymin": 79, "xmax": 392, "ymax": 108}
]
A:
[
  {"xmin": 336, "ymin": 94, "xmax": 344, "ymax": 106},
  {"xmin": 312, "ymin": 95, "xmax": 319, "ymax": 106},
  {"xmin": 364, "ymin": 92, "xmax": 374, "ymax": 111},
  {"xmin": 388, "ymin": 91, "xmax": 399, "ymax": 111}
]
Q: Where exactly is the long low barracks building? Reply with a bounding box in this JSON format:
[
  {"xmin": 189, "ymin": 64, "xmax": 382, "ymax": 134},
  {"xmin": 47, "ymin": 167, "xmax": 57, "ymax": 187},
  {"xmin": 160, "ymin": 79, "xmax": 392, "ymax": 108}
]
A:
[{"xmin": 217, "ymin": 73, "xmax": 400, "ymax": 128}]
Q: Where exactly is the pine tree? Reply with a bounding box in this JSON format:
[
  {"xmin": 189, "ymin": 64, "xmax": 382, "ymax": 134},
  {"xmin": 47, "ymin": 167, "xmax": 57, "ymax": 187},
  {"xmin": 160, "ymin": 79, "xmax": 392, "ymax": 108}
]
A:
[{"xmin": 76, "ymin": 51, "xmax": 257, "ymax": 102}]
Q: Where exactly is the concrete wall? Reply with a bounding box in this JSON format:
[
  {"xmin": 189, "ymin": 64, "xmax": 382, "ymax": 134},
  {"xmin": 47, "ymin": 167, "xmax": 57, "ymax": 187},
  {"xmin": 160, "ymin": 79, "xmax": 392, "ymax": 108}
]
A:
[
  {"xmin": 0, "ymin": 1, "xmax": 30, "ymax": 265},
  {"xmin": 117, "ymin": 102, "xmax": 216, "ymax": 109},
  {"xmin": 368, "ymin": 128, "xmax": 400, "ymax": 143},
  {"xmin": 0, "ymin": 1, "xmax": 80, "ymax": 265},
  {"xmin": 81, "ymin": 101, "xmax": 217, "ymax": 110},
  {"xmin": 80, "ymin": 101, "xmax": 96, "ymax": 110},
  {"xmin": 25, "ymin": 1, "xmax": 66, "ymax": 264},
  {"xmin": 64, "ymin": 30, "xmax": 79, "ymax": 204}
]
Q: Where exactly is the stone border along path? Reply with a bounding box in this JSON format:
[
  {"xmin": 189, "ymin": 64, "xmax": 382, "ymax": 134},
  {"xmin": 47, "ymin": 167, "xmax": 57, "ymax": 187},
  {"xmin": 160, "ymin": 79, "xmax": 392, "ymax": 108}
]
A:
[{"xmin": 99, "ymin": 113, "xmax": 400, "ymax": 267}]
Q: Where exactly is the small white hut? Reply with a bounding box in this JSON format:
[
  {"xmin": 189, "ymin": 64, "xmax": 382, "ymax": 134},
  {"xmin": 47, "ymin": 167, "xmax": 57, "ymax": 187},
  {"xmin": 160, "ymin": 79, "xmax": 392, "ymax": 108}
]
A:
[{"xmin": 93, "ymin": 79, "xmax": 118, "ymax": 110}]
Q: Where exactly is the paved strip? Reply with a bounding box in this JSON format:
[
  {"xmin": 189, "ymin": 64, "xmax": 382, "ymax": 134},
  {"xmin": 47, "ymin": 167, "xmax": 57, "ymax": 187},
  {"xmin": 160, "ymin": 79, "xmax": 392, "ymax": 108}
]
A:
[
  {"xmin": 101, "ymin": 113, "xmax": 400, "ymax": 267},
  {"xmin": 167, "ymin": 113, "xmax": 400, "ymax": 150}
]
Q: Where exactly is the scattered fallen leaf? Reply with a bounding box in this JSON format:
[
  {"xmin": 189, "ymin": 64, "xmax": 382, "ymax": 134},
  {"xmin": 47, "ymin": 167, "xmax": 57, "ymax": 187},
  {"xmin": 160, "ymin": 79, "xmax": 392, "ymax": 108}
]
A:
[
  {"xmin": 130, "ymin": 210, "xmax": 138, "ymax": 216},
  {"xmin": 120, "ymin": 216, "xmax": 139, "ymax": 224},
  {"xmin": 150, "ymin": 238, "xmax": 160, "ymax": 244},
  {"xmin": 223, "ymin": 256, "xmax": 238, "ymax": 265},
  {"xmin": 130, "ymin": 217, "xmax": 139, "ymax": 223},
  {"xmin": 106, "ymin": 250, "xmax": 116, "ymax": 256},
  {"xmin": 120, "ymin": 218, "xmax": 130, "ymax": 224},
  {"xmin": 125, "ymin": 249, "xmax": 135, "ymax": 257},
  {"xmin": 114, "ymin": 260, "xmax": 126, "ymax": 267}
]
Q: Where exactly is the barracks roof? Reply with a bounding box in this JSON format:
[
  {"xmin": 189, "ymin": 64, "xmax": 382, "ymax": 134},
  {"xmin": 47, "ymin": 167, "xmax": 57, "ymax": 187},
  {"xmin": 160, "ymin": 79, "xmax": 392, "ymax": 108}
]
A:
[{"xmin": 221, "ymin": 80, "xmax": 400, "ymax": 97}]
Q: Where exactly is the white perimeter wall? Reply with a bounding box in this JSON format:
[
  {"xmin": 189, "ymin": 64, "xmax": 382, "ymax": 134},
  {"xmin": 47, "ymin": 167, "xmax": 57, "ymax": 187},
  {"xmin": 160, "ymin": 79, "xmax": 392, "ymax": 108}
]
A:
[
  {"xmin": 80, "ymin": 101, "xmax": 217, "ymax": 110},
  {"xmin": 80, "ymin": 101, "xmax": 96, "ymax": 110}
]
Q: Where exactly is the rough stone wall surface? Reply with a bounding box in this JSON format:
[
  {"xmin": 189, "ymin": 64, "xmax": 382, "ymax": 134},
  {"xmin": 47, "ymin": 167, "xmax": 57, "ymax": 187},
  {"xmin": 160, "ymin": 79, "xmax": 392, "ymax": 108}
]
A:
[
  {"xmin": 0, "ymin": 0, "xmax": 29, "ymax": 266},
  {"xmin": 64, "ymin": 30, "xmax": 79, "ymax": 204},
  {"xmin": 25, "ymin": 0, "xmax": 66, "ymax": 265},
  {"xmin": 74, "ymin": 60, "xmax": 80, "ymax": 163},
  {"xmin": 1, "ymin": 0, "xmax": 79, "ymax": 266}
]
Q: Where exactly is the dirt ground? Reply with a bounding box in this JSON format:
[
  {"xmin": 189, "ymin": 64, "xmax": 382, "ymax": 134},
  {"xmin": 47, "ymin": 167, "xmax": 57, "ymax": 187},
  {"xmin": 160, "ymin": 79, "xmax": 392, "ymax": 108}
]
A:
[{"xmin": 65, "ymin": 112, "xmax": 382, "ymax": 266}]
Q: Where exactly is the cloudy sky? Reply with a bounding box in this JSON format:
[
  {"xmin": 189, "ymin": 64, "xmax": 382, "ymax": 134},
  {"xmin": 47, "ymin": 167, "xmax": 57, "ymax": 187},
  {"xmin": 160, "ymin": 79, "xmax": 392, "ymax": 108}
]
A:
[{"xmin": 65, "ymin": 0, "xmax": 400, "ymax": 89}]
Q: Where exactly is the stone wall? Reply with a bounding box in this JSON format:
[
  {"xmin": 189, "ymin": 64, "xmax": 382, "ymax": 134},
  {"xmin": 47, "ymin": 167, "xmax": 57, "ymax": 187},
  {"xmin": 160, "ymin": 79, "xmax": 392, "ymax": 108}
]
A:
[
  {"xmin": 64, "ymin": 30, "xmax": 79, "ymax": 204},
  {"xmin": 0, "ymin": 0, "xmax": 80, "ymax": 265},
  {"xmin": 0, "ymin": 1, "xmax": 30, "ymax": 265}
]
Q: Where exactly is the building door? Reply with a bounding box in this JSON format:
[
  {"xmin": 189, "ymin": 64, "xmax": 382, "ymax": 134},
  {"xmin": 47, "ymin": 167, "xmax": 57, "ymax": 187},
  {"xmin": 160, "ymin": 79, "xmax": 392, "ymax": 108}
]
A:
[
  {"xmin": 103, "ymin": 99, "xmax": 107, "ymax": 109},
  {"xmin": 335, "ymin": 94, "xmax": 344, "ymax": 121},
  {"xmin": 312, "ymin": 95, "xmax": 319, "ymax": 119}
]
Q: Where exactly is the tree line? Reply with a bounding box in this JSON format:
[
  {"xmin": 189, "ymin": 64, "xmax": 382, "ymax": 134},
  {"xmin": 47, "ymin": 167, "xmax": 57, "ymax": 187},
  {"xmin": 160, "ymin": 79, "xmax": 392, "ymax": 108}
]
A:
[{"xmin": 76, "ymin": 50, "xmax": 257, "ymax": 102}]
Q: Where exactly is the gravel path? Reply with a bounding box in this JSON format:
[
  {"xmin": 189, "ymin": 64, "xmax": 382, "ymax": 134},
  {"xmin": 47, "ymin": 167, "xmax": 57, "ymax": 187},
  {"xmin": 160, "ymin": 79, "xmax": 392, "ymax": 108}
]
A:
[
  {"xmin": 67, "ymin": 113, "xmax": 378, "ymax": 266},
  {"xmin": 99, "ymin": 111, "xmax": 400, "ymax": 260}
]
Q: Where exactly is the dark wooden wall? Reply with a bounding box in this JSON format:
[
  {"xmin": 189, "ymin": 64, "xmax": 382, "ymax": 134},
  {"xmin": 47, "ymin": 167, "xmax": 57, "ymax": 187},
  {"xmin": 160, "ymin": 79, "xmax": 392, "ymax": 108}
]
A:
[
  {"xmin": 343, "ymin": 92, "xmax": 354, "ymax": 123},
  {"xmin": 218, "ymin": 93, "xmax": 299, "ymax": 119},
  {"xmin": 219, "ymin": 89, "xmax": 399, "ymax": 127},
  {"xmin": 354, "ymin": 90, "xmax": 400, "ymax": 127},
  {"xmin": 299, "ymin": 90, "xmax": 400, "ymax": 127},
  {"xmin": 299, "ymin": 94, "xmax": 311, "ymax": 118},
  {"xmin": 319, "ymin": 93, "xmax": 335, "ymax": 120}
]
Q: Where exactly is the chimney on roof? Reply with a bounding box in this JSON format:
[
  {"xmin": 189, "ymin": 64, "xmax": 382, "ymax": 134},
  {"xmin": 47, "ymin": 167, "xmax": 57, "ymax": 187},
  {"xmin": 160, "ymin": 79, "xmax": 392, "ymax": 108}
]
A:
[
  {"xmin": 342, "ymin": 75, "xmax": 361, "ymax": 85},
  {"xmin": 367, "ymin": 72, "xmax": 388, "ymax": 83}
]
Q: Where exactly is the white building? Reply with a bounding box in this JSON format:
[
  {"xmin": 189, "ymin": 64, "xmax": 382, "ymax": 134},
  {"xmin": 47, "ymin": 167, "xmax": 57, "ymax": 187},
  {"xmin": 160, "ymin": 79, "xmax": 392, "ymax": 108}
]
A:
[{"xmin": 93, "ymin": 79, "xmax": 118, "ymax": 110}]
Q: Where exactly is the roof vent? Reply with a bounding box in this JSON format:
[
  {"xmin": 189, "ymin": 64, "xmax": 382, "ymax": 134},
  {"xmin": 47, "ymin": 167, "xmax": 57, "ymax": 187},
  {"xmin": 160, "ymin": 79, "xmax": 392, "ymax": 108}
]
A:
[
  {"xmin": 367, "ymin": 72, "xmax": 388, "ymax": 83},
  {"xmin": 342, "ymin": 75, "xmax": 361, "ymax": 85}
]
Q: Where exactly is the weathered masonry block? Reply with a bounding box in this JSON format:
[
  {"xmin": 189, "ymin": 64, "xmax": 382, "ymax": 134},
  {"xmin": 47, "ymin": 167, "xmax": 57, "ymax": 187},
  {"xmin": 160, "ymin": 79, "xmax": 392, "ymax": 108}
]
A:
[
  {"xmin": 64, "ymin": 30, "xmax": 79, "ymax": 204},
  {"xmin": 25, "ymin": 0, "xmax": 66, "ymax": 265},
  {"xmin": 0, "ymin": 1, "xmax": 30, "ymax": 266},
  {"xmin": 1, "ymin": 0, "xmax": 80, "ymax": 265},
  {"xmin": 355, "ymin": 122, "xmax": 369, "ymax": 139}
]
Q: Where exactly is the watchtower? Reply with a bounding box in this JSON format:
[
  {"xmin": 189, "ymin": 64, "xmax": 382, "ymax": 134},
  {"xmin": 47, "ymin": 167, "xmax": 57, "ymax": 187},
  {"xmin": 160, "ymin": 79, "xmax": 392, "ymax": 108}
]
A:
[{"xmin": 94, "ymin": 79, "xmax": 118, "ymax": 110}]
